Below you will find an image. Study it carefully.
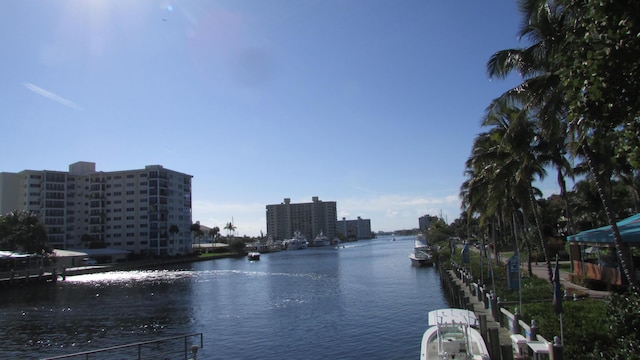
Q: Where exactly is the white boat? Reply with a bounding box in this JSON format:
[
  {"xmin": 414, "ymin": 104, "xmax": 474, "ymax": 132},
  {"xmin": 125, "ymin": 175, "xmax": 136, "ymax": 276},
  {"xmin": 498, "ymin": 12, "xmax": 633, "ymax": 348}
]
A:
[
  {"xmin": 312, "ymin": 231, "xmax": 330, "ymax": 247},
  {"xmin": 409, "ymin": 249, "xmax": 433, "ymax": 267},
  {"xmin": 420, "ymin": 308, "xmax": 490, "ymax": 360},
  {"xmin": 332, "ymin": 238, "xmax": 345, "ymax": 249},
  {"xmin": 409, "ymin": 234, "xmax": 433, "ymax": 267},
  {"xmin": 282, "ymin": 231, "xmax": 308, "ymax": 250},
  {"xmin": 247, "ymin": 252, "xmax": 261, "ymax": 261}
]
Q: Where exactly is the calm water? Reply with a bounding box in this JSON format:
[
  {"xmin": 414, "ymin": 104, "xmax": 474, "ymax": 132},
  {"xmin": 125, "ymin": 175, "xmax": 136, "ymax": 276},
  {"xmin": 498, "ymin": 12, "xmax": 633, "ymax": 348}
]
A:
[{"xmin": 0, "ymin": 235, "xmax": 448, "ymax": 359}]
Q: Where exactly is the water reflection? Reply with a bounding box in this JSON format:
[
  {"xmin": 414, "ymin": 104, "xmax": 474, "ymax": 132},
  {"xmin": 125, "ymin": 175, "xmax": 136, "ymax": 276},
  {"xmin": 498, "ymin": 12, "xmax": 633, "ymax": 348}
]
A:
[{"xmin": 1, "ymin": 236, "xmax": 448, "ymax": 360}]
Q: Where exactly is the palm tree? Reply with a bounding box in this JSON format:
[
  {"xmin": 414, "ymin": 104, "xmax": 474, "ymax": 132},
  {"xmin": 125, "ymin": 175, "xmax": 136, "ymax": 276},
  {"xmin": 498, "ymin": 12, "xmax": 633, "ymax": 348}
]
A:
[
  {"xmin": 554, "ymin": 0, "xmax": 640, "ymax": 286},
  {"xmin": 209, "ymin": 226, "xmax": 220, "ymax": 243},
  {"xmin": 487, "ymin": 0, "xmax": 639, "ymax": 286},
  {"xmin": 224, "ymin": 222, "xmax": 236, "ymax": 243},
  {"xmin": 190, "ymin": 221, "xmax": 203, "ymax": 249},
  {"xmin": 482, "ymin": 103, "xmax": 552, "ymax": 280}
]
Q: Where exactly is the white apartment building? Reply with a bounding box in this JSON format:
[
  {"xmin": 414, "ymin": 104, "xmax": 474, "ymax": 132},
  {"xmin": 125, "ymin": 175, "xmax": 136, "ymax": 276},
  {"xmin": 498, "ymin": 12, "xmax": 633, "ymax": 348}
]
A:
[
  {"xmin": 336, "ymin": 216, "xmax": 372, "ymax": 240},
  {"xmin": 0, "ymin": 162, "xmax": 193, "ymax": 256},
  {"xmin": 266, "ymin": 197, "xmax": 337, "ymax": 242}
]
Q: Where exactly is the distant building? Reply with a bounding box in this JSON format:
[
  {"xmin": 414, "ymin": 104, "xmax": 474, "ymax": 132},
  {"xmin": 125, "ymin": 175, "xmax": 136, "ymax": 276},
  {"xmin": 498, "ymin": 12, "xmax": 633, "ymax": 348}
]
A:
[
  {"xmin": 0, "ymin": 161, "xmax": 193, "ymax": 256},
  {"xmin": 418, "ymin": 214, "xmax": 439, "ymax": 232},
  {"xmin": 336, "ymin": 216, "xmax": 372, "ymax": 240},
  {"xmin": 266, "ymin": 197, "xmax": 337, "ymax": 241}
]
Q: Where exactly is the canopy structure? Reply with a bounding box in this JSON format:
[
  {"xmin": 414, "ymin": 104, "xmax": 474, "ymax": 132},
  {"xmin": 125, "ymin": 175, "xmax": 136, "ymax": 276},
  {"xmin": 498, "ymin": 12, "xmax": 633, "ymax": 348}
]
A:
[
  {"xmin": 567, "ymin": 213, "xmax": 640, "ymax": 245},
  {"xmin": 567, "ymin": 213, "xmax": 640, "ymax": 288}
]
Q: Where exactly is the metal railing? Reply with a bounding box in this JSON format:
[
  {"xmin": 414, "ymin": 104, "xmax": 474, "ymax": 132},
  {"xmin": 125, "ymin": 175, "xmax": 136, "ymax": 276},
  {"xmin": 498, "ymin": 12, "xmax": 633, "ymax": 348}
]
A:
[{"xmin": 40, "ymin": 333, "xmax": 203, "ymax": 360}]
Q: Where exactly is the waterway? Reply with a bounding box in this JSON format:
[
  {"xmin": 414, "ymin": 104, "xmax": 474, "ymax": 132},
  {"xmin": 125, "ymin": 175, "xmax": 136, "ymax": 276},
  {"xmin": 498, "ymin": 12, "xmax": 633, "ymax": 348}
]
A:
[{"xmin": 0, "ymin": 235, "xmax": 448, "ymax": 359}]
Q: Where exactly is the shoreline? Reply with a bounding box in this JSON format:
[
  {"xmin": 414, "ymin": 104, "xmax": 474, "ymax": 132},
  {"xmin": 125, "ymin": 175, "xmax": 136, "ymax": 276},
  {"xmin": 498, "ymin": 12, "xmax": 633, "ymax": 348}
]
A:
[{"xmin": 0, "ymin": 252, "xmax": 243, "ymax": 288}]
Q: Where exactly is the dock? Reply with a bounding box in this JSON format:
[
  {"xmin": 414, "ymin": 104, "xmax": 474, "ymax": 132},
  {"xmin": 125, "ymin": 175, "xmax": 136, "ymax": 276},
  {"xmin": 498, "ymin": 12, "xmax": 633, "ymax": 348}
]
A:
[
  {"xmin": 0, "ymin": 268, "xmax": 60, "ymax": 287},
  {"xmin": 439, "ymin": 264, "xmax": 515, "ymax": 359}
]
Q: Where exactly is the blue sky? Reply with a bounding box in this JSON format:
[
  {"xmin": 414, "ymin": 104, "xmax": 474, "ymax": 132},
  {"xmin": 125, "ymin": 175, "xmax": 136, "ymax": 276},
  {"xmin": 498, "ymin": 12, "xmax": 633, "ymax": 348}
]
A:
[{"xmin": 1, "ymin": 1, "xmax": 549, "ymax": 236}]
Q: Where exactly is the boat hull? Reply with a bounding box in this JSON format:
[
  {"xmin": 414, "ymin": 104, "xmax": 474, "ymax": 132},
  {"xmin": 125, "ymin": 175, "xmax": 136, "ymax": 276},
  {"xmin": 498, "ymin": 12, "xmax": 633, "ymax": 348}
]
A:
[
  {"xmin": 409, "ymin": 253, "xmax": 433, "ymax": 267},
  {"xmin": 420, "ymin": 309, "xmax": 490, "ymax": 360}
]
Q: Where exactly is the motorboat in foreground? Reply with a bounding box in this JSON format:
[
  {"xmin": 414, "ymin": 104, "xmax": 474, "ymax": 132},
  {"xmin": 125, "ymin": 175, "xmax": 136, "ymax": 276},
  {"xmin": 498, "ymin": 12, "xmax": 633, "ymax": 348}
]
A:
[
  {"xmin": 247, "ymin": 252, "xmax": 261, "ymax": 261},
  {"xmin": 420, "ymin": 308, "xmax": 490, "ymax": 360},
  {"xmin": 409, "ymin": 234, "xmax": 433, "ymax": 267}
]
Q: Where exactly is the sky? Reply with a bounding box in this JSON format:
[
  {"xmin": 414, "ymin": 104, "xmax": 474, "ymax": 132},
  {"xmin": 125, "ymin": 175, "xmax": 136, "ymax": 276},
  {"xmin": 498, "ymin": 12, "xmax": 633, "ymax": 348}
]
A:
[{"xmin": 1, "ymin": 0, "xmax": 554, "ymax": 236}]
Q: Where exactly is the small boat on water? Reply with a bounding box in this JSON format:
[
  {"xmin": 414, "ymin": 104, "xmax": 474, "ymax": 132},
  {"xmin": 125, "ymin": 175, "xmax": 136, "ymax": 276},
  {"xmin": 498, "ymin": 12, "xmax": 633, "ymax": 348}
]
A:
[
  {"xmin": 312, "ymin": 231, "xmax": 331, "ymax": 247},
  {"xmin": 247, "ymin": 252, "xmax": 261, "ymax": 261},
  {"xmin": 409, "ymin": 234, "xmax": 433, "ymax": 267},
  {"xmin": 420, "ymin": 308, "xmax": 490, "ymax": 360}
]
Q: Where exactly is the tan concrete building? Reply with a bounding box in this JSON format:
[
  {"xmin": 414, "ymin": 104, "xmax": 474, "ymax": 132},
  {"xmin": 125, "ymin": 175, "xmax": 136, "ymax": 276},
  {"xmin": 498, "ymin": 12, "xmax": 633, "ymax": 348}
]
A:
[
  {"xmin": 336, "ymin": 216, "xmax": 372, "ymax": 240},
  {"xmin": 0, "ymin": 162, "xmax": 193, "ymax": 256},
  {"xmin": 266, "ymin": 197, "xmax": 337, "ymax": 242}
]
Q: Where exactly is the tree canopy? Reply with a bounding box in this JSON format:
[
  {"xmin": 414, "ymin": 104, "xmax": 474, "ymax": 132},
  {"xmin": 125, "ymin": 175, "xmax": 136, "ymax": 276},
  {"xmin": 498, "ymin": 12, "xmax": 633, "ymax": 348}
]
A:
[
  {"xmin": 0, "ymin": 210, "xmax": 50, "ymax": 254},
  {"xmin": 463, "ymin": 0, "xmax": 640, "ymax": 287}
]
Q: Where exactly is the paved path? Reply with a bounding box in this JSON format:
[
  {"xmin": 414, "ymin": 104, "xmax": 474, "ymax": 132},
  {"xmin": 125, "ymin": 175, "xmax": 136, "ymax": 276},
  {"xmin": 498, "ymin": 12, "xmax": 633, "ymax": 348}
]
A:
[
  {"xmin": 462, "ymin": 244, "xmax": 611, "ymax": 299},
  {"xmin": 523, "ymin": 261, "xmax": 611, "ymax": 299}
]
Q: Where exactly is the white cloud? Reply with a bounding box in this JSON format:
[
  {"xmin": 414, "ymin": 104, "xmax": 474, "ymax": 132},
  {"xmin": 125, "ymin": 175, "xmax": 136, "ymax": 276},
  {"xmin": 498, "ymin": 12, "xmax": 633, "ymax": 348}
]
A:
[{"xmin": 24, "ymin": 82, "xmax": 83, "ymax": 110}]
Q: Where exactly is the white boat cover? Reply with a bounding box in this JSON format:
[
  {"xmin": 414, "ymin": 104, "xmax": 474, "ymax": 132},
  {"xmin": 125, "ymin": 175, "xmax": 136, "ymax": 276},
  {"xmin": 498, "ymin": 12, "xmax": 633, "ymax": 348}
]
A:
[{"xmin": 427, "ymin": 308, "xmax": 479, "ymax": 327}]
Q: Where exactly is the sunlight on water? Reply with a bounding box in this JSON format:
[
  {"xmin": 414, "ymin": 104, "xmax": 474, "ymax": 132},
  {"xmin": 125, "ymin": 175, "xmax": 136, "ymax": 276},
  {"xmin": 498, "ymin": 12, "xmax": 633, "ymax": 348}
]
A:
[
  {"xmin": 0, "ymin": 238, "xmax": 447, "ymax": 359},
  {"xmin": 65, "ymin": 268, "xmax": 328, "ymax": 286},
  {"xmin": 65, "ymin": 270, "xmax": 195, "ymax": 284}
]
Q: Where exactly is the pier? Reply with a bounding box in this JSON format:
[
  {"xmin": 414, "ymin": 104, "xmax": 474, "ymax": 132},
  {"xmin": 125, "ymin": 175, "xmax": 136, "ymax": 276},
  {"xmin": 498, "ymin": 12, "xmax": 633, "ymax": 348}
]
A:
[
  {"xmin": 439, "ymin": 262, "xmax": 563, "ymax": 360},
  {"xmin": 0, "ymin": 268, "xmax": 60, "ymax": 287}
]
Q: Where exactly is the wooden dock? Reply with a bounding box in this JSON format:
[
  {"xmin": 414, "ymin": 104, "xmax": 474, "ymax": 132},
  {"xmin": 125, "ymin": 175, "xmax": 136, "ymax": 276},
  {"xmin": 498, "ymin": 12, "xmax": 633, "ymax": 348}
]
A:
[
  {"xmin": 439, "ymin": 264, "xmax": 516, "ymax": 360},
  {"xmin": 0, "ymin": 268, "xmax": 60, "ymax": 287}
]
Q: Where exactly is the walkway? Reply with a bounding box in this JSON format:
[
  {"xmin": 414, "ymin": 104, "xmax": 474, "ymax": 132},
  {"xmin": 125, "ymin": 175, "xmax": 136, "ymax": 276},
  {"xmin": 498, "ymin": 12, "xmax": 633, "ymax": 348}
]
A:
[
  {"xmin": 463, "ymin": 243, "xmax": 611, "ymax": 299},
  {"xmin": 523, "ymin": 261, "xmax": 611, "ymax": 299}
]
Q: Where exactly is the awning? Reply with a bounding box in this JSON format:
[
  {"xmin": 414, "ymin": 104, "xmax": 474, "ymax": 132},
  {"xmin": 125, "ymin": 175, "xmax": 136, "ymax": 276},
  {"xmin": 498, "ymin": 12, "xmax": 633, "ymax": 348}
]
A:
[{"xmin": 567, "ymin": 213, "xmax": 640, "ymax": 245}]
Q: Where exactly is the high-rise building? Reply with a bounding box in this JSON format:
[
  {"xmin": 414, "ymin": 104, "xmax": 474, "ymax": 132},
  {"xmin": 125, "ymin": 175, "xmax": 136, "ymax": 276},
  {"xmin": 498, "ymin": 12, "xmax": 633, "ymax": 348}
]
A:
[
  {"xmin": 418, "ymin": 214, "xmax": 438, "ymax": 232},
  {"xmin": 0, "ymin": 162, "xmax": 193, "ymax": 256},
  {"xmin": 266, "ymin": 197, "xmax": 337, "ymax": 242},
  {"xmin": 336, "ymin": 216, "xmax": 372, "ymax": 240}
]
